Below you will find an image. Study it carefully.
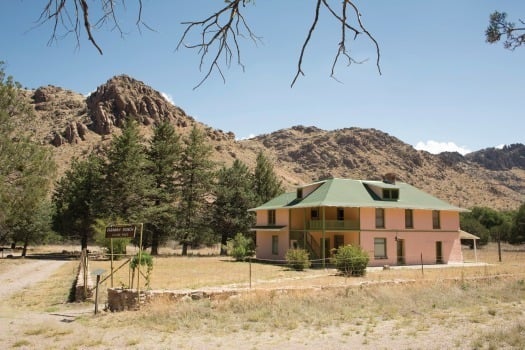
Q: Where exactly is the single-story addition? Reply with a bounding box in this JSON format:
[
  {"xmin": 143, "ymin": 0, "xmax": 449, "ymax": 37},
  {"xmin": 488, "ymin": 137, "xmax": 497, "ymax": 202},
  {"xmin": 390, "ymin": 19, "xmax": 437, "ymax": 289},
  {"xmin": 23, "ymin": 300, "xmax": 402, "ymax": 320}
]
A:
[{"xmin": 249, "ymin": 176, "xmax": 470, "ymax": 267}]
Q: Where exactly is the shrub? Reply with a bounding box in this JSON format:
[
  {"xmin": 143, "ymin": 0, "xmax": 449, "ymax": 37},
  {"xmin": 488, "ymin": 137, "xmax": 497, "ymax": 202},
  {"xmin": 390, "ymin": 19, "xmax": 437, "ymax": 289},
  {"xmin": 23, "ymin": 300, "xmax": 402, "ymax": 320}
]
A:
[
  {"xmin": 226, "ymin": 233, "xmax": 254, "ymax": 261},
  {"xmin": 285, "ymin": 249, "xmax": 311, "ymax": 271},
  {"xmin": 130, "ymin": 252, "xmax": 154, "ymax": 288},
  {"xmin": 331, "ymin": 245, "xmax": 369, "ymax": 276}
]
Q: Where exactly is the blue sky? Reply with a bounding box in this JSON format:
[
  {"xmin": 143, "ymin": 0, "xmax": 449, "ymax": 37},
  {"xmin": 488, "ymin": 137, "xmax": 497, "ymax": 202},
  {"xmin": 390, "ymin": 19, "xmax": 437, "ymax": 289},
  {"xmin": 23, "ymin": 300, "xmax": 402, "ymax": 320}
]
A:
[{"xmin": 1, "ymin": 1, "xmax": 524, "ymax": 154}]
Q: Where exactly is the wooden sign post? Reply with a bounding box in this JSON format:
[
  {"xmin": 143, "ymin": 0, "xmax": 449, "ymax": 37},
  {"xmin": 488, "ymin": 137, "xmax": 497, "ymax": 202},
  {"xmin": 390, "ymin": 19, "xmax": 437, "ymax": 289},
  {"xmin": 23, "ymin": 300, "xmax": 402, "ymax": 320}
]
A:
[{"xmin": 106, "ymin": 225, "xmax": 136, "ymax": 287}]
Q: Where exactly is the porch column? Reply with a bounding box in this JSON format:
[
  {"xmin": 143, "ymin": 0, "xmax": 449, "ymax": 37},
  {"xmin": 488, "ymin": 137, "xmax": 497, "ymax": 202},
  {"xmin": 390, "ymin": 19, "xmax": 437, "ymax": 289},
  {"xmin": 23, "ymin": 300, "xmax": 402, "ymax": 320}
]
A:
[
  {"xmin": 474, "ymin": 238, "xmax": 478, "ymax": 263},
  {"xmin": 303, "ymin": 208, "xmax": 306, "ymax": 249},
  {"xmin": 322, "ymin": 207, "xmax": 326, "ymax": 268}
]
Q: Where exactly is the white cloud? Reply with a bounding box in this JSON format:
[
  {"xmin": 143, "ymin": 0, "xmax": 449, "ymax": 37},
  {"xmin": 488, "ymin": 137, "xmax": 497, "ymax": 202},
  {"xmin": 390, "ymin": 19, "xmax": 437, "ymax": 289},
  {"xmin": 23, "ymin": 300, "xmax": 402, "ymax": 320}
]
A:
[
  {"xmin": 236, "ymin": 134, "xmax": 256, "ymax": 141},
  {"xmin": 415, "ymin": 140, "xmax": 471, "ymax": 155},
  {"xmin": 495, "ymin": 144, "xmax": 505, "ymax": 149},
  {"xmin": 161, "ymin": 92, "xmax": 175, "ymax": 105}
]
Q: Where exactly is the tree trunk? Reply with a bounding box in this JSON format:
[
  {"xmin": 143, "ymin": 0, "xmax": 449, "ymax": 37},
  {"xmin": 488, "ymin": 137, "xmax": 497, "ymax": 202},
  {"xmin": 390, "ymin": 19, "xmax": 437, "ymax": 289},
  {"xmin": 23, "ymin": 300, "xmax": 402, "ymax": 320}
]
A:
[
  {"xmin": 81, "ymin": 233, "xmax": 88, "ymax": 250},
  {"xmin": 220, "ymin": 233, "xmax": 228, "ymax": 256},
  {"xmin": 22, "ymin": 234, "xmax": 29, "ymax": 257},
  {"xmin": 181, "ymin": 242, "xmax": 188, "ymax": 256},
  {"xmin": 151, "ymin": 231, "xmax": 159, "ymax": 256}
]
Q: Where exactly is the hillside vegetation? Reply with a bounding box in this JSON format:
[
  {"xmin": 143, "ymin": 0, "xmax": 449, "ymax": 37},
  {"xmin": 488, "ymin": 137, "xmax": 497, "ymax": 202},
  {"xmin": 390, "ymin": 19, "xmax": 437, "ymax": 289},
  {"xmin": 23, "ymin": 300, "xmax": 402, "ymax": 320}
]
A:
[{"xmin": 24, "ymin": 75, "xmax": 525, "ymax": 210}]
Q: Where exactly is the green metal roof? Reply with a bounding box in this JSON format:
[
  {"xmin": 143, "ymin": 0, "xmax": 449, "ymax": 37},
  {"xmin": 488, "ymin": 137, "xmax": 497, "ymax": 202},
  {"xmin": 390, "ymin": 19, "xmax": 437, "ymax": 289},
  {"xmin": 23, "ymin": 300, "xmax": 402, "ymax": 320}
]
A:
[{"xmin": 249, "ymin": 178, "xmax": 467, "ymax": 212}]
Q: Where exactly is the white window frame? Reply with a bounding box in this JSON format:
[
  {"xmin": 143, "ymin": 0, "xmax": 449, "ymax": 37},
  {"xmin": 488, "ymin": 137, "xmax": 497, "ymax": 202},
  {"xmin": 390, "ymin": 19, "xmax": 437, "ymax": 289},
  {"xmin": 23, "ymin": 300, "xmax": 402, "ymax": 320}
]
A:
[{"xmin": 374, "ymin": 237, "xmax": 387, "ymax": 259}]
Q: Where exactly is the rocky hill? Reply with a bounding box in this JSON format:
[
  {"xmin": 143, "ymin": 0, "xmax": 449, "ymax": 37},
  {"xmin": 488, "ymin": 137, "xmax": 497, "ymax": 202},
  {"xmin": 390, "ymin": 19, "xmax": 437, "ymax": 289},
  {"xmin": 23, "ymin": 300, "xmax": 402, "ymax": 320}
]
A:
[
  {"xmin": 465, "ymin": 144, "xmax": 525, "ymax": 171},
  {"xmin": 22, "ymin": 75, "xmax": 525, "ymax": 210}
]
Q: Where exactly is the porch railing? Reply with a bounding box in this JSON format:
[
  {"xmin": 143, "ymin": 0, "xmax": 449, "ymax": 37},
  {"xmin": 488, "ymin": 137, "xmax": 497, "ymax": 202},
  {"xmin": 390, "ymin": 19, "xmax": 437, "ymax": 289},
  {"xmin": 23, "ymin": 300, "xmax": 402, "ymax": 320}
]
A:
[{"xmin": 307, "ymin": 220, "xmax": 359, "ymax": 231}]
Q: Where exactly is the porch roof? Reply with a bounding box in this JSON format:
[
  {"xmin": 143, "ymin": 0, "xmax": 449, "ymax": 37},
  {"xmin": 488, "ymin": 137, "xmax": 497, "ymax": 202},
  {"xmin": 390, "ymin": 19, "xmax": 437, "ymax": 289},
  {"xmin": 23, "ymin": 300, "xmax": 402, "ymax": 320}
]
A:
[
  {"xmin": 249, "ymin": 178, "xmax": 468, "ymax": 212},
  {"xmin": 459, "ymin": 230, "xmax": 480, "ymax": 240},
  {"xmin": 249, "ymin": 225, "xmax": 287, "ymax": 231}
]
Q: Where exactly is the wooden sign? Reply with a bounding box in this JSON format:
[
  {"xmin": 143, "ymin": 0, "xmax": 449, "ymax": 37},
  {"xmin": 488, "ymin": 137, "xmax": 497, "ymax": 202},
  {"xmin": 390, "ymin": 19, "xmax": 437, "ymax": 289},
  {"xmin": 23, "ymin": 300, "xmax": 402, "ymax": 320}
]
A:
[{"xmin": 105, "ymin": 225, "xmax": 136, "ymax": 238}]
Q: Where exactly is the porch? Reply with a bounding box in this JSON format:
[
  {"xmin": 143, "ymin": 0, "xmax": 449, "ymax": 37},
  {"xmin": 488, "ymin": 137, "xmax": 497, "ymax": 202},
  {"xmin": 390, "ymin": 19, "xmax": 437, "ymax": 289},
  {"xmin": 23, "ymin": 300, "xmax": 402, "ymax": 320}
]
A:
[{"xmin": 289, "ymin": 230, "xmax": 360, "ymax": 264}]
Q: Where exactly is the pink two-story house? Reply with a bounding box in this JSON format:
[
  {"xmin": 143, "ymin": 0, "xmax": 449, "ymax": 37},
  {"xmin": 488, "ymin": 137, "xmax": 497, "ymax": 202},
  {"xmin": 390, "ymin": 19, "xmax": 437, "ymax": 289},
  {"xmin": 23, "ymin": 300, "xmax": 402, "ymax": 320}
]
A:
[{"xmin": 249, "ymin": 176, "xmax": 469, "ymax": 266}]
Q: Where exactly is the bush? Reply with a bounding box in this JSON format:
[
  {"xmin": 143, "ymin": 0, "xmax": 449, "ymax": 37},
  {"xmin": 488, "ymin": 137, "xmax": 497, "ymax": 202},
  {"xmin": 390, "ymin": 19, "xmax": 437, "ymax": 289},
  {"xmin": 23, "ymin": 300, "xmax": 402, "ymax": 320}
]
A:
[
  {"xmin": 130, "ymin": 252, "xmax": 154, "ymax": 288},
  {"xmin": 226, "ymin": 233, "xmax": 254, "ymax": 261},
  {"xmin": 331, "ymin": 245, "xmax": 369, "ymax": 276},
  {"xmin": 285, "ymin": 249, "xmax": 311, "ymax": 271}
]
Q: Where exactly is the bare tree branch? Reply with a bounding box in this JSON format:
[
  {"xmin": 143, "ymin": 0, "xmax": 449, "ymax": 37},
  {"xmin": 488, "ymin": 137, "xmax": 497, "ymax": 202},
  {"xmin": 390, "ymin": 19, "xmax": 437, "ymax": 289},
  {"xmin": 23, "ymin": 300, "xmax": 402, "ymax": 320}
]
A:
[
  {"xmin": 35, "ymin": 1, "xmax": 381, "ymax": 88},
  {"xmin": 291, "ymin": 0, "xmax": 322, "ymax": 87},
  {"xmin": 80, "ymin": 0, "xmax": 103, "ymax": 54},
  {"xmin": 292, "ymin": 0, "xmax": 381, "ymax": 87},
  {"xmin": 36, "ymin": 0, "xmax": 148, "ymax": 55},
  {"xmin": 177, "ymin": 0, "xmax": 262, "ymax": 90}
]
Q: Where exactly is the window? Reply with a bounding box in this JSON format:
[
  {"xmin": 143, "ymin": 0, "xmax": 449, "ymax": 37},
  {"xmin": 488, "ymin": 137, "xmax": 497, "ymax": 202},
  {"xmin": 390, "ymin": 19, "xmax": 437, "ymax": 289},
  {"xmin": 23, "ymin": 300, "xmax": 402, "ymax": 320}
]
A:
[
  {"xmin": 375, "ymin": 208, "xmax": 385, "ymax": 228},
  {"xmin": 268, "ymin": 210, "xmax": 276, "ymax": 225},
  {"xmin": 337, "ymin": 207, "xmax": 344, "ymax": 221},
  {"xmin": 297, "ymin": 188, "xmax": 303, "ymax": 199},
  {"xmin": 405, "ymin": 209, "xmax": 413, "ymax": 229},
  {"xmin": 432, "ymin": 210, "xmax": 440, "ymax": 229},
  {"xmin": 272, "ymin": 235, "xmax": 278, "ymax": 255},
  {"xmin": 311, "ymin": 208, "xmax": 319, "ymax": 220},
  {"xmin": 374, "ymin": 238, "xmax": 387, "ymax": 259},
  {"xmin": 382, "ymin": 189, "xmax": 399, "ymax": 200}
]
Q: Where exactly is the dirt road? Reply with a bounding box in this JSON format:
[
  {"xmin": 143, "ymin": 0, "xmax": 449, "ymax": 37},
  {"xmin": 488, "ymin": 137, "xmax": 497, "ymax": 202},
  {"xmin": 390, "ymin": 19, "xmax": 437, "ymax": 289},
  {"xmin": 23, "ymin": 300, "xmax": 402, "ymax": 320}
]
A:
[{"xmin": 0, "ymin": 259, "xmax": 67, "ymax": 299}]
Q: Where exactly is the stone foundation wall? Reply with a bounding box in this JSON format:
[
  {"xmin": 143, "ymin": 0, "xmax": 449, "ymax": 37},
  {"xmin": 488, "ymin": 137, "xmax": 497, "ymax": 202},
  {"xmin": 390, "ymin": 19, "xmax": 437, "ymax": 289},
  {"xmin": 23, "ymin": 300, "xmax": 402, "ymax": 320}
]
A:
[{"xmin": 107, "ymin": 288, "xmax": 241, "ymax": 312}]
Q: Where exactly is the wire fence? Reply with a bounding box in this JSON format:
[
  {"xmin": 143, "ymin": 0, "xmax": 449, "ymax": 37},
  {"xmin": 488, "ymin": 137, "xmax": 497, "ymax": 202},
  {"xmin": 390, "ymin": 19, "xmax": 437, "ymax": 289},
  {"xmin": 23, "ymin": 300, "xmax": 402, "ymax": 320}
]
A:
[{"xmin": 85, "ymin": 245, "xmax": 525, "ymax": 306}]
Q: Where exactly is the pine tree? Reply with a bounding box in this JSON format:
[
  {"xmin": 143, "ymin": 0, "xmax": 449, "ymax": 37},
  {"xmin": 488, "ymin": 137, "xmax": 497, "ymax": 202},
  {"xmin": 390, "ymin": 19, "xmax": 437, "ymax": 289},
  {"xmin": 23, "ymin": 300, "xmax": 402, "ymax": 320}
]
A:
[
  {"xmin": 0, "ymin": 63, "xmax": 56, "ymax": 250},
  {"xmin": 253, "ymin": 151, "xmax": 284, "ymax": 205},
  {"xmin": 212, "ymin": 160, "xmax": 257, "ymax": 255},
  {"xmin": 52, "ymin": 153, "xmax": 104, "ymax": 249},
  {"xmin": 102, "ymin": 119, "xmax": 153, "ymax": 224},
  {"xmin": 146, "ymin": 121, "xmax": 182, "ymax": 255},
  {"xmin": 175, "ymin": 126, "xmax": 215, "ymax": 255}
]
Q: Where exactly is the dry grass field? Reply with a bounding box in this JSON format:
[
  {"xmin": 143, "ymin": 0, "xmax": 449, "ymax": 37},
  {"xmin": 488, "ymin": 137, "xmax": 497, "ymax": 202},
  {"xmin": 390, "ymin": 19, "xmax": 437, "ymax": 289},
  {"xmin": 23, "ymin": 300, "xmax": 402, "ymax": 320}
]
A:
[{"xmin": 1, "ymin": 243, "xmax": 525, "ymax": 349}]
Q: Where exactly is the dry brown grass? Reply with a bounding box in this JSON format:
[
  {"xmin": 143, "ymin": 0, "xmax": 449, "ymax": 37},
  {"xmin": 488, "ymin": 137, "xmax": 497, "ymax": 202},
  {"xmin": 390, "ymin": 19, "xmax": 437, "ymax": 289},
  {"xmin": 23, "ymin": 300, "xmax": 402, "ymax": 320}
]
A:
[{"xmin": 2, "ymin": 242, "xmax": 525, "ymax": 349}]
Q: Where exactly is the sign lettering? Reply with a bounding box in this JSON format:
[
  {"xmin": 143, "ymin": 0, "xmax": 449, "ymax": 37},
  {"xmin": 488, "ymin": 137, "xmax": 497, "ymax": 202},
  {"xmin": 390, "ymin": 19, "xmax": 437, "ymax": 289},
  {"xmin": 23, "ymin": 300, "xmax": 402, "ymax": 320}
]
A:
[{"xmin": 105, "ymin": 225, "xmax": 136, "ymax": 238}]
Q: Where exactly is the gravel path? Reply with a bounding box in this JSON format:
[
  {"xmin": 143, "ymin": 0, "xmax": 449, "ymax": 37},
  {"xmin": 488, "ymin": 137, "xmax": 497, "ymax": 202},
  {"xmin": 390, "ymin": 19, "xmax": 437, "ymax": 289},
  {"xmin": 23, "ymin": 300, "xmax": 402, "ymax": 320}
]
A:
[{"xmin": 0, "ymin": 259, "xmax": 67, "ymax": 299}]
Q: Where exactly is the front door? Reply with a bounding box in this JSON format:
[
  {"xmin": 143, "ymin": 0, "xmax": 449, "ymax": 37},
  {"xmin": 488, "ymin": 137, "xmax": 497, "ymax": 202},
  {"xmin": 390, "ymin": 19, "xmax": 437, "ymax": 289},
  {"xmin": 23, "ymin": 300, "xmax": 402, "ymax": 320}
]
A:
[
  {"xmin": 396, "ymin": 239, "xmax": 405, "ymax": 265},
  {"xmin": 436, "ymin": 241, "xmax": 443, "ymax": 264}
]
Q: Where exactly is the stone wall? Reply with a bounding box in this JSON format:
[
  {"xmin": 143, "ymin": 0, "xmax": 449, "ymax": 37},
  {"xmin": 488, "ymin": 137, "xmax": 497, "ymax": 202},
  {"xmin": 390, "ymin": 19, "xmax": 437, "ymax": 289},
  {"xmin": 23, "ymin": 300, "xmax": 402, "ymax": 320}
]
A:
[{"xmin": 107, "ymin": 288, "xmax": 241, "ymax": 312}]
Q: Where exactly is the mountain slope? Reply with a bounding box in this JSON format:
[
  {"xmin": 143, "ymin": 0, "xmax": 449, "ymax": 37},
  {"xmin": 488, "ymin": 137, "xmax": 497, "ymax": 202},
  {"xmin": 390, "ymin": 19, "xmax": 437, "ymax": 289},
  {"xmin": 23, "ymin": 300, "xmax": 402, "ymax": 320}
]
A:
[{"xmin": 23, "ymin": 75, "xmax": 525, "ymax": 210}]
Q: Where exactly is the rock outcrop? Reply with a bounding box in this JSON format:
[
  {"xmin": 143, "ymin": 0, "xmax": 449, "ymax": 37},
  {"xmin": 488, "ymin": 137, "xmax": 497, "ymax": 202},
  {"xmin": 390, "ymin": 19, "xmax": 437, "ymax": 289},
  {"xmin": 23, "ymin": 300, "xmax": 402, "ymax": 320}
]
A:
[{"xmin": 86, "ymin": 75, "xmax": 193, "ymax": 134}]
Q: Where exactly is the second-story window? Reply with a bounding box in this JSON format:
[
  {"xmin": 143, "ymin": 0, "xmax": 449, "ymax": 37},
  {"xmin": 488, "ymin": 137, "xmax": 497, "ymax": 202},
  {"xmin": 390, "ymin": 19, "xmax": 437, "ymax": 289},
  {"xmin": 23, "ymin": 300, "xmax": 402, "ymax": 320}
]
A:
[
  {"xmin": 405, "ymin": 209, "xmax": 414, "ymax": 229},
  {"xmin": 311, "ymin": 208, "xmax": 319, "ymax": 220},
  {"xmin": 268, "ymin": 209, "xmax": 276, "ymax": 225},
  {"xmin": 432, "ymin": 210, "xmax": 440, "ymax": 229},
  {"xmin": 337, "ymin": 207, "xmax": 344, "ymax": 221},
  {"xmin": 376, "ymin": 208, "xmax": 385, "ymax": 228}
]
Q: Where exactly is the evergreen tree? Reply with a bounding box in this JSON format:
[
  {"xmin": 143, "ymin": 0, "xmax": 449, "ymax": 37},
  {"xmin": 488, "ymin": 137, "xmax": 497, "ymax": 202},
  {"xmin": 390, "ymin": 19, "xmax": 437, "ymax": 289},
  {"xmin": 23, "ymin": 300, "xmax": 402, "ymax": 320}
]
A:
[
  {"xmin": 212, "ymin": 160, "xmax": 256, "ymax": 255},
  {"xmin": 510, "ymin": 203, "xmax": 525, "ymax": 244},
  {"xmin": 175, "ymin": 126, "xmax": 215, "ymax": 255},
  {"xmin": 253, "ymin": 151, "xmax": 284, "ymax": 205},
  {"xmin": 52, "ymin": 153, "xmax": 104, "ymax": 249},
  {"xmin": 102, "ymin": 119, "xmax": 153, "ymax": 225},
  {"xmin": 0, "ymin": 63, "xmax": 56, "ymax": 250},
  {"xmin": 146, "ymin": 121, "xmax": 181, "ymax": 255}
]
